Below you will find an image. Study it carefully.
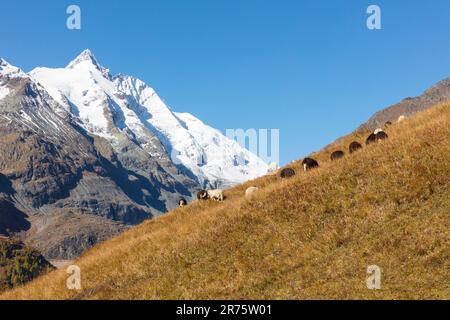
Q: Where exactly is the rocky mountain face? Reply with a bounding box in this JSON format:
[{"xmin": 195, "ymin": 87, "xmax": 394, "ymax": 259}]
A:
[
  {"xmin": 358, "ymin": 78, "xmax": 450, "ymax": 131},
  {"xmin": 0, "ymin": 52, "xmax": 268, "ymax": 259}
]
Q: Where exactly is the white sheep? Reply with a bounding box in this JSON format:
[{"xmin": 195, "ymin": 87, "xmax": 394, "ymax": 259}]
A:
[
  {"xmin": 207, "ymin": 189, "xmax": 224, "ymax": 201},
  {"xmin": 397, "ymin": 115, "xmax": 406, "ymax": 123},
  {"xmin": 245, "ymin": 186, "xmax": 259, "ymax": 197}
]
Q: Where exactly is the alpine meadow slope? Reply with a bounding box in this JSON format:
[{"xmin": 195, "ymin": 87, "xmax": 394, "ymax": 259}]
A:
[{"xmin": 2, "ymin": 102, "xmax": 449, "ymax": 300}]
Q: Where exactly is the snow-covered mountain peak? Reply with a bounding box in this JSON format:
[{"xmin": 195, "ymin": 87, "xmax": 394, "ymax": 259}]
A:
[
  {"xmin": 0, "ymin": 58, "xmax": 29, "ymax": 101},
  {"xmin": 66, "ymin": 49, "xmax": 110, "ymax": 79},
  {"xmin": 29, "ymin": 52, "xmax": 269, "ymax": 187},
  {"xmin": 0, "ymin": 58, "xmax": 26, "ymax": 78},
  {"xmin": 66, "ymin": 49, "xmax": 97, "ymax": 68}
]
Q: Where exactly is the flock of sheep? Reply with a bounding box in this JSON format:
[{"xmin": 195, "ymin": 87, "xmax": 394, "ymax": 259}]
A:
[{"xmin": 177, "ymin": 116, "xmax": 403, "ymax": 208}]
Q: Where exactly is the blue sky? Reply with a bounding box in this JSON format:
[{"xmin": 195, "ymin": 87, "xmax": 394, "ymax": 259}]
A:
[{"xmin": 1, "ymin": 0, "xmax": 450, "ymax": 164}]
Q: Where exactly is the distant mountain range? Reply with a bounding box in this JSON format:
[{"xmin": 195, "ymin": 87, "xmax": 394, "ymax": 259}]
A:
[{"xmin": 0, "ymin": 51, "xmax": 267, "ymax": 259}]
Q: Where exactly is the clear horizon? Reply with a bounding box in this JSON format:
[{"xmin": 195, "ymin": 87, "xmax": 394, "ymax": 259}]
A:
[{"xmin": 1, "ymin": 0, "xmax": 450, "ymax": 164}]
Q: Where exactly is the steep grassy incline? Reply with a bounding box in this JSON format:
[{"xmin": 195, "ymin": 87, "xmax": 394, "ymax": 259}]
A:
[{"xmin": 1, "ymin": 103, "xmax": 449, "ymax": 300}]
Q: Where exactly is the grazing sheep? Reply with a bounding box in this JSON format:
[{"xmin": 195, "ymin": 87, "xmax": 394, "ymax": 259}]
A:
[
  {"xmin": 245, "ymin": 186, "xmax": 259, "ymax": 197},
  {"xmin": 397, "ymin": 115, "xmax": 406, "ymax": 123},
  {"xmin": 279, "ymin": 167, "xmax": 295, "ymax": 178},
  {"xmin": 366, "ymin": 133, "xmax": 378, "ymax": 145},
  {"xmin": 302, "ymin": 158, "xmax": 319, "ymax": 171},
  {"xmin": 367, "ymin": 129, "xmax": 388, "ymax": 145},
  {"xmin": 349, "ymin": 141, "xmax": 362, "ymax": 154},
  {"xmin": 207, "ymin": 189, "xmax": 224, "ymax": 201},
  {"xmin": 330, "ymin": 150, "xmax": 345, "ymax": 161},
  {"xmin": 197, "ymin": 190, "xmax": 208, "ymax": 200},
  {"xmin": 178, "ymin": 198, "xmax": 187, "ymax": 207},
  {"xmin": 376, "ymin": 130, "xmax": 388, "ymax": 141}
]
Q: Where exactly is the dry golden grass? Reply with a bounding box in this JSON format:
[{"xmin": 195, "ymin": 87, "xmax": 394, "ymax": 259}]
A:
[{"xmin": 1, "ymin": 103, "xmax": 449, "ymax": 300}]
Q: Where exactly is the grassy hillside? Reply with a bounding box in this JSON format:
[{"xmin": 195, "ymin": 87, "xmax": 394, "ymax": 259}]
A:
[{"xmin": 1, "ymin": 103, "xmax": 449, "ymax": 300}]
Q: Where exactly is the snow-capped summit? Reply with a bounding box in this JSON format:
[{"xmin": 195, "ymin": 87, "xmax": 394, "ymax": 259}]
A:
[
  {"xmin": 0, "ymin": 57, "xmax": 26, "ymax": 78},
  {"xmin": 66, "ymin": 49, "xmax": 111, "ymax": 78},
  {"xmin": 29, "ymin": 49, "xmax": 268, "ymax": 187},
  {"xmin": 67, "ymin": 49, "xmax": 99, "ymax": 69},
  {"xmin": 0, "ymin": 58, "xmax": 27, "ymax": 100}
]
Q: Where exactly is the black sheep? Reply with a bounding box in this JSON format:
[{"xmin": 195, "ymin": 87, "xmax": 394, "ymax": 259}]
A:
[
  {"xmin": 197, "ymin": 190, "xmax": 208, "ymax": 200},
  {"xmin": 366, "ymin": 133, "xmax": 378, "ymax": 145},
  {"xmin": 349, "ymin": 141, "xmax": 362, "ymax": 154},
  {"xmin": 302, "ymin": 157, "xmax": 319, "ymax": 171},
  {"xmin": 280, "ymin": 167, "xmax": 295, "ymax": 178},
  {"xmin": 330, "ymin": 150, "xmax": 345, "ymax": 161},
  {"xmin": 376, "ymin": 131, "xmax": 388, "ymax": 141},
  {"xmin": 178, "ymin": 198, "xmax": 188, "ymax": 207}
]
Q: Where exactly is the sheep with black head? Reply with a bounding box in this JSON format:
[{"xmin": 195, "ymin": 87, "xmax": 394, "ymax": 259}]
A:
[
  {"xmin": 302, "ymin": 158, "xmax": 319, "ymax": 171},
  {"xmin": 367, "ymin": 128, "xmax": 389, "ymax": 145},
  {"xmin": 197, "ymin": 190, "xmax": 208, "ymax": 200},
  {"xmin": 178, "ymin": 198, "xmax": 188, "ymax": 207},
  {"xmin": 376, "ymin": 130, "xmax": 388, "ymax": 141}
]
